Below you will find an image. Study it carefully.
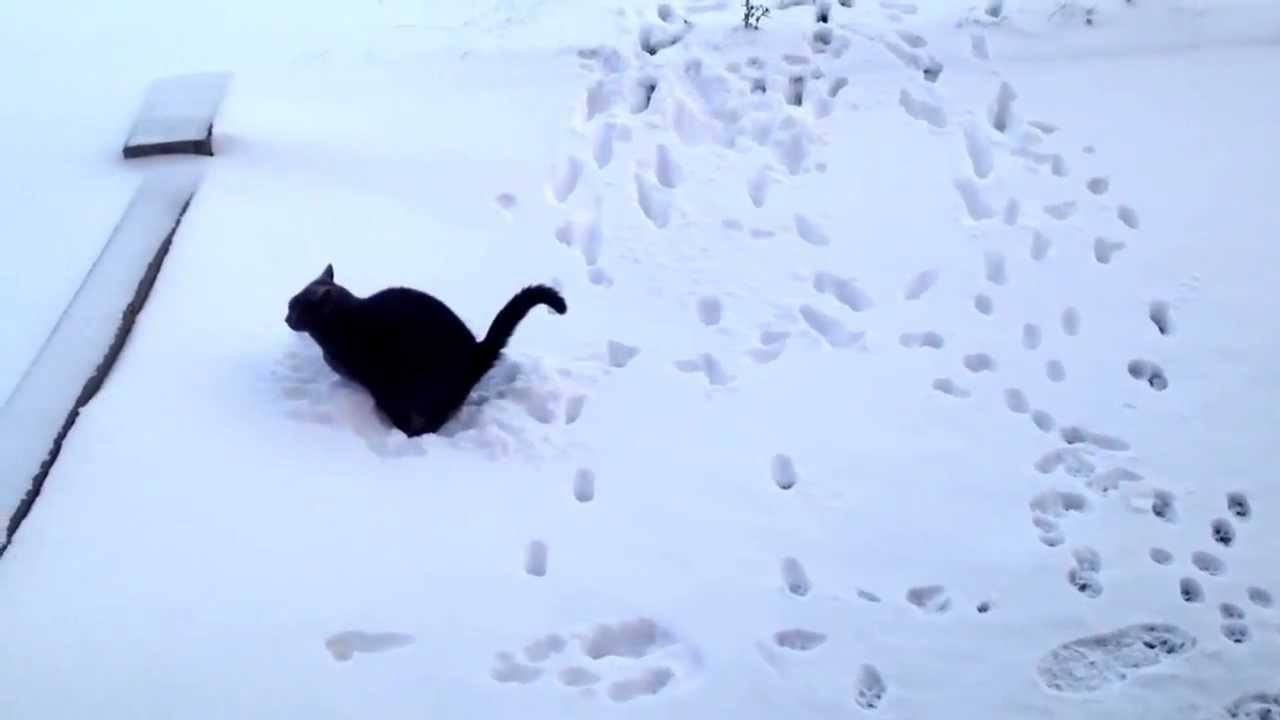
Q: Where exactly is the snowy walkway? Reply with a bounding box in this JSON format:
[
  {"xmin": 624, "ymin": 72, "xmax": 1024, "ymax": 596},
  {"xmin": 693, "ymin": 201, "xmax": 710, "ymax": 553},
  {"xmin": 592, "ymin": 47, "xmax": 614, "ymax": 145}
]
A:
[{"xmin": 1, "ymin": 2, "xmax": 1279, "ymax": 718}]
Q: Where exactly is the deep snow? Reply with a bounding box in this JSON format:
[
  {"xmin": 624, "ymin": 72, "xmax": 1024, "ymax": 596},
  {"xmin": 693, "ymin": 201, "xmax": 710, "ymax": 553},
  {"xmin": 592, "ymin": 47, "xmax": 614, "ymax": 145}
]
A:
[{"xmin": 1, "ymin": 1, "xmax": 1279, "ymax": 718}]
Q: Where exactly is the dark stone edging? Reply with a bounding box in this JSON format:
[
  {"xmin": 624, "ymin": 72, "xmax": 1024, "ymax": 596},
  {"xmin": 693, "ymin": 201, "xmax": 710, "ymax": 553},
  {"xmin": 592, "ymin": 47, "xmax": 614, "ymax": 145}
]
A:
[
  {"xmin": 123, "ymin": 127, "xmax": 214, "ymax": 159},
  {"xmin": 121, "ymin": 71, "xmax": 230, "ymax": 159}
]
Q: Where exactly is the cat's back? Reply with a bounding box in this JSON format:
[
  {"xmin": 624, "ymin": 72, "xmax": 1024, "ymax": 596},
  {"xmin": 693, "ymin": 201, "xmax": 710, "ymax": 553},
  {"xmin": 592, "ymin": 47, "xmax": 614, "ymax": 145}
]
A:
[{"xmin": 358, "ymin": 286, "xmax": 476, "ymax": 342}]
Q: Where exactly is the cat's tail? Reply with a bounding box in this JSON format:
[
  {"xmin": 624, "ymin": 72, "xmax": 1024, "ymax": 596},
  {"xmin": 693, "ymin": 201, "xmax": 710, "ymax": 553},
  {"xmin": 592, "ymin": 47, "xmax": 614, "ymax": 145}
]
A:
[{"xmin": 473, "ymin": 284, "xmax": 567, "ymax": 379}]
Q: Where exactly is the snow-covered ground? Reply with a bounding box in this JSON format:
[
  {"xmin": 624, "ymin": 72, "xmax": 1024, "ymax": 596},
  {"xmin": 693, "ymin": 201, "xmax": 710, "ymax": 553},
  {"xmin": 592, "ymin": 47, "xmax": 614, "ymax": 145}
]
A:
[{"xmin": 2, "ymin": 1, "xmax": 1279, "ymax": 718}]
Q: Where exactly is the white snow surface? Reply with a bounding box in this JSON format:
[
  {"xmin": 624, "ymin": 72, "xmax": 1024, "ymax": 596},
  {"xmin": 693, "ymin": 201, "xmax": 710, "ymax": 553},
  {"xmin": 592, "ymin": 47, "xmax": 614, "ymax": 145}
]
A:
[{"xmin": 2, "ymin": 0, "xmax": 1280, "ymax": 718}]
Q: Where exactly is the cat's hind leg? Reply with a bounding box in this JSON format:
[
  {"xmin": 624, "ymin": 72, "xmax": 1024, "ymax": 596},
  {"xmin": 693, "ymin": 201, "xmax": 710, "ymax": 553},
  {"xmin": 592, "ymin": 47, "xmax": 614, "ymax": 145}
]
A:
[
  {"xmin": 373, "ymin": 393, "xmax": 429, "ymax": 437},
  {"xmin": 408, "ymin": 383, "xmax": 471, "ymax": 436}
]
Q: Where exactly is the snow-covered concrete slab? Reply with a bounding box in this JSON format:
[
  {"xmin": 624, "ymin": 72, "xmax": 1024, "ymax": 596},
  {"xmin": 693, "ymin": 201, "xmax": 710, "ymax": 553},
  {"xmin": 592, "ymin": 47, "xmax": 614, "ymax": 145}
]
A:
[
  {"xmin": 0, "ymin": 169, "xmax": 201, "ymax": 555},
  {"xmin": 122, "ymin": 72, "xmax": 231, "ymax": 158}
]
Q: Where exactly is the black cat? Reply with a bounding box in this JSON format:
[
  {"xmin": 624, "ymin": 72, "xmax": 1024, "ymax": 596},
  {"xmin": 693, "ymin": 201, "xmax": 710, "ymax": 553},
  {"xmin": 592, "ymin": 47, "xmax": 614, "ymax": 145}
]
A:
[{"xmin": 285, "ymin": 264, "xmax": 567, "ymax": 437}]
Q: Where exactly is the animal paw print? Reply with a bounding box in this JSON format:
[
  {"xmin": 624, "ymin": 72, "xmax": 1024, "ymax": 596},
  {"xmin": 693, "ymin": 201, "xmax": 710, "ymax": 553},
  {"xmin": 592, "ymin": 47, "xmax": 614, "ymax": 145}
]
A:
[
  {"xmin": 272, "ymin": 347, "xmax": 339, "ymax": 424},
  {"xmin": 488, "ymin": 617, "xmax": 700, "ymax": 702}
]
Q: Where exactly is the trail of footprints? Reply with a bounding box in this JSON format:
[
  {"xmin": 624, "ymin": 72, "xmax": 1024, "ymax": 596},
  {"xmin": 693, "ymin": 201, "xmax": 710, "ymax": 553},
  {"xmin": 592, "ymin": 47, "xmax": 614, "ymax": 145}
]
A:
[
  {"xmin": 562, "ymin": 0, "xmax": 1166, "ymax": 410},
  {"xmin": 1032, "ymin": 481, "xmax": 1272, "ymax": 658},
  {"xmin": 766, "ymin": 549, "xmax": 998, "ymax": 711},
  {"xmin": 935, "ymin": 78, "xmax": 1171, "ymax": 460},
  {"xmin": 1153, "ymin": 491, "xmax": 1270, "ymax": 645},
  {"xmin": 506, "ymin": 2, "xmax": 1219, "ymax": 710},
  {"xmin": 566, "ymin": 2, "xmax": 898, "ymax": 384}
]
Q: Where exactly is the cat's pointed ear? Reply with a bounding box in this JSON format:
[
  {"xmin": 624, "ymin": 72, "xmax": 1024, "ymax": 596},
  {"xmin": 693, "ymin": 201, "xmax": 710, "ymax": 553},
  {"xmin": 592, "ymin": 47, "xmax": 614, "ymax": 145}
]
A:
[{"xmin": 320, "ymin": 264, "xmax": 334, "ymax": 283}]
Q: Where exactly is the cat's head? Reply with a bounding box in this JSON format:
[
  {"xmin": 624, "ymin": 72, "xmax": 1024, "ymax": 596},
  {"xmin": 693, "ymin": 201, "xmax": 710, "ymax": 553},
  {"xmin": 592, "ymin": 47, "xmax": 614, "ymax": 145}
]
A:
[{"xmin": 285, "ymin": 263, "xmax": 343, "ymax": 332}]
